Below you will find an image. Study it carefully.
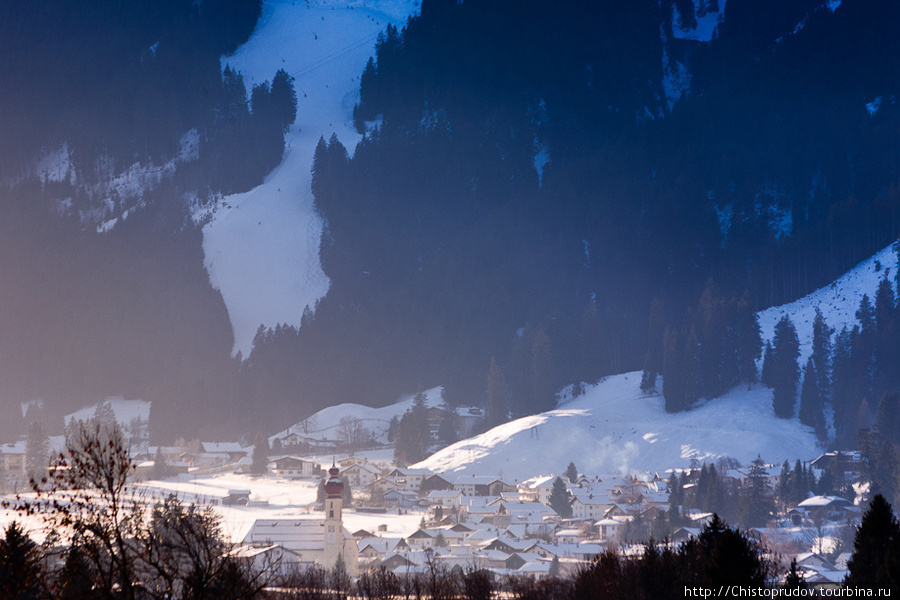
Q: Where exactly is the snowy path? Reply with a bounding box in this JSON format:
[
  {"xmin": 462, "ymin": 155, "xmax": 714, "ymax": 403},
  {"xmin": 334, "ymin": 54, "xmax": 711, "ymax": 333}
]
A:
[{"xmin": 203, "ymin": 0, "xmax": 418, "ymax": 355}]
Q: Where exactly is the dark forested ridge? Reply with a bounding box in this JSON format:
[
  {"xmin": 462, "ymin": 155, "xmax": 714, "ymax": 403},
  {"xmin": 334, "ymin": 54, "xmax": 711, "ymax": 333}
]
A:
[
  {"xmin": 1, "ymin": 0, "xmax": 900, "ymax": 440},
  {"xmin": 251, "ymin": 0, "xmax": 900, "ymax": 420},
  {"xmin": 0, "ymin": 0, "xmax": 274, "ymax": 440}
]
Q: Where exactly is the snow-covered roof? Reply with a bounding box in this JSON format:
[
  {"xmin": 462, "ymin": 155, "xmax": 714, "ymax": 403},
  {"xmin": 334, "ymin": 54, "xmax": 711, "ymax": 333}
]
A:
[
  {"xmin": 202, "ymin": 442, "xmax": 245, "ymax": 454},
  {"xmin": 797, "ymin": 495, "xmax": 850, "ymax": 508}
]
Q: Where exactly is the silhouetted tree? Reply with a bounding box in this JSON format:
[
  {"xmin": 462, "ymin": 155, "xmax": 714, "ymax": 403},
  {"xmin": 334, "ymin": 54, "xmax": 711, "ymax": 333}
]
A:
[{"xmin": 845, "ymin": 494, "xmax": 900, "ymax": 588}]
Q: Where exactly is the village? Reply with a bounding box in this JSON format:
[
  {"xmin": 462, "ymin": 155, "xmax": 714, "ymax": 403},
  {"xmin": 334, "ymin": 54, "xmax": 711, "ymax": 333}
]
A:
[{"xmin": 0, "ymin": 397, "xmax": 868, "ymax": 588}]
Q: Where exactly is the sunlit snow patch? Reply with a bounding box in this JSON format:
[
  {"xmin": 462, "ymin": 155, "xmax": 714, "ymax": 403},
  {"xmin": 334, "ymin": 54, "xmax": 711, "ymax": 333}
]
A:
[{"xmin": 202, "ymin": 0, "xmax": 419, "ymax": 355}]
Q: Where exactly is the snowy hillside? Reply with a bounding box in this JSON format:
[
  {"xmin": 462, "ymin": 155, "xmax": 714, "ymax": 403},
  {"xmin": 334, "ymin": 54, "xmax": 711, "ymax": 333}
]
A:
[
  {"xmin": 414, "ymin": 373, "xmax": 819, "ymax": 482},
  {"xmin": 270, "ymin": 386, "xmax": 446, "ymax": 446},
  {"xmin": 757, "ymin": 241, "xmax": 898, "ymax": 367},
  {"xmin": 202, "ymin": 0, "xmax": 419, "ymax": 355},
  {"xmin": 415, "ymin": 242, "xmax": 898, "ymax": 482}
]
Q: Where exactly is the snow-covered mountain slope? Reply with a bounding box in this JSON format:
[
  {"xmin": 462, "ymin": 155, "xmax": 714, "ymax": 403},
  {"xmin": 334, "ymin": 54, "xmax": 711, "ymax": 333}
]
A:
[
  {"xmin": 416, "ymin": 242, "xmax": 898, "ymax": 482},
  {"xmin": 202, "ymin": 0, "xmax": 419, "ymax": 355},
  {"xmin": 270, "ymin": 386, "xmax": 445, "ymax": 447},
  {"xmin": 757, "ymin": 241, "xmax": 898, "ymax": 367},
  {"xmin": 414, "ymin": 373, "xmax": 819, "ymax": 482}
]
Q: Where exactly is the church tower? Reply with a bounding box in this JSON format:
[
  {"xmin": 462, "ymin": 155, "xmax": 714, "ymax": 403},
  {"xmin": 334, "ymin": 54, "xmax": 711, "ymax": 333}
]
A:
[{"xmin": 322, "ymin": 462, "xmax": 345, "ymax": 569}]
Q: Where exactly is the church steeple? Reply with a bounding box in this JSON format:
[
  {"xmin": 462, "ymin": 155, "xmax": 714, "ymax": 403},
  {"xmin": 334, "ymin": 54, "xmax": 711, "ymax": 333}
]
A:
[{"xmin": 323, "ymin": 461, "xmax": 344, "ymax": 568}]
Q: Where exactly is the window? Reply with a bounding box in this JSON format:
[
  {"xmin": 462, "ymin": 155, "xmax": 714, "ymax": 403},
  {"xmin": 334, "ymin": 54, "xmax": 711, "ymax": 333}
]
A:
[{"xmin": 329, "ymin": 510, "xmax": 334, "ymax": 518}]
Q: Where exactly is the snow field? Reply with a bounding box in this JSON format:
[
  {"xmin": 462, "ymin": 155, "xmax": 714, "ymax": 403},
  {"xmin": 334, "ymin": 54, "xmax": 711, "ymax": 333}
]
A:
[{"xmin": 203, "ymin": 0, "xmax": 420, "ymax": 356}]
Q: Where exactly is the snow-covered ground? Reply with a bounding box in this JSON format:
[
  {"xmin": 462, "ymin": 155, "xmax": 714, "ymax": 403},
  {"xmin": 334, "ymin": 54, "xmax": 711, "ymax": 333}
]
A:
[
  {"xmin": 414, "ymin": 372, "xmax": 819, "ymax": 483},
  {"xmin": 202, "ymin": 0, "xmax": 419, "ymax": 356},
  {"xmin": 1, "ymin": 471, "xmax": 422, "ymax": 545},
  {"xmin": 64, "ymin": 397, "xmax": 151, "ymax": 426},
  {"xmin": 271, "ymin": 386, "xmax": 444, "ymax": 446},
  {"xmin": 414, "ymin": 241, "xmax": 899, "ymax": 482},
  {"xmin": 757, "ymin": 241, "xmax": 898, "ymax": 367}
]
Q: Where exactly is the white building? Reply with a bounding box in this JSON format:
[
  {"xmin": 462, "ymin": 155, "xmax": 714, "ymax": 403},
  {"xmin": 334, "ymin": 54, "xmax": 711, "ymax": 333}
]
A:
[{"xmin": 242, "ymin": 464, "xmax": 358, "ymax": 575}]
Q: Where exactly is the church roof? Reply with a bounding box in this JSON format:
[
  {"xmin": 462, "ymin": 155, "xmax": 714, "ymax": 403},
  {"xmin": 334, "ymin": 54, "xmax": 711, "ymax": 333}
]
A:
[{"xmin": 242, "ymin": 518, "xmax": 351, "ymax": 553}]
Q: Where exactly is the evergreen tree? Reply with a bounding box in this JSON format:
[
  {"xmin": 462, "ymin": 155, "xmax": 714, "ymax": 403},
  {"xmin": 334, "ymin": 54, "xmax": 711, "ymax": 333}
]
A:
[
  {"xmin": 769, "ymin": 316, "xmax": 800, "ymax": 419},
  {"xmin": 549, "ymin": 476, "xmax": 572, "ymax": 518},
  {"xmin": 810, "ymin": 308, "xmax": 834, "ymax": 403},
  {"xmin": 0, "ymin": 522, "xmax": 43, "ymax": 600},
  {"xmin": 56, "ymin": 545, "xmax": 98, "ymax": 600},
  {"xmin": 270, "ymin": 68, "xmax": 297, "ymax": 133},
  {"xmin": 799, "ymin": 358, "xmax": 826, "ymax": 441},
  {"xmin": 776, "ymin": 461, "xmax": 792, "ymax": 508},
  {"xmin": 151, "ymin": 446, "xmax": 169, "ymax": 480},
  {"xmin": 739, "ymin": 456, "xmax": 774, "ymax": 528},
  {"xmin": 549, "ymin": 555, "xmax": 561, "ymax": 577},
  {"xmin": 855, "ymin": 295, "xmax": 877, "ymax": 401},
  {"xmin": 387, "ymin": 415, "xmax": 399, "ymax": 443},
  {"xmin": 784, "ymin": 558, "xmax": 808, "ymax": 590},
  {"xmin": 565, "ymin": 462, "xmax": 579, "ymax": 484},
  {"xmin": 686, "ymin": 514, "xmax": 768, "ymax": 586},
  {"xmin": 873, "ymin": 273, "xmax": 898, "ymax": 397},
  {"xmin": 394, "ymin": 394, "xmax": 429, "ymax": 467},
  {"xmin": 735, "ymin": 293, "xmax": 762, "ymax": 387},
  {"xmin": 874, "ymin": 391, "xmax": 900, "ymax": 445},
  {"xmin": 845, "ymin": 494, "xmax": 900, "ymax": 588},
  {"xmin": 250, "ymin": 432, "xmax": 269, "ymax": 475},
  {"xmin": 436, "ymin": 405, "xmax": 459, "ymax": 447},
  {"xmin": 832, "ymin": 326, "xmax": 860, "ymax": 445},
  {"xmin": 873, "ymin": 442, "xmax": 898, "ymax": 504}
]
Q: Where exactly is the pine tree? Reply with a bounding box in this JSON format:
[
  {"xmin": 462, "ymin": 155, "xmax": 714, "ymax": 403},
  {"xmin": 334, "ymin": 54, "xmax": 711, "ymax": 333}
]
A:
[
  {"xmin": 739, "ymin": 456, "xmax": 774, "ymax": 528},
  {"xmin": 845, "ymin": 494, "xmax": 900, "ymax": 588},
  {"xmin": 394, "ymin": 396, "xmax": 428, "ymax": 467},
  {"xmin": 873, "ymin": 442, "xmax": 898, "ymax": 504},
  {"xmin": 565, "ymin": 462, "xmax": 578, "ymax": 484},
  {"xmin": 874, "ymin": 391, "xmax": 900, "ymax": 445},
  {"xmin": 799, "ymin": 358, "xmax": 826, "ymax": 440},
  {"xmin": 784, "ymin": 558, "xmax": 808, "ymax": 590},
  {"xmin": 0, "ymin": 522, "xmax": 43, "ymax": 600},
  {"xmin": 152, "ymin": 446, "xmax": 169, "ymax": 480},
  {"xmin": 549, "ymin": 476, "xmax": 572, "ymax": 518},
  {"xmin": 250, "ymin": 432, "xmax": 269, "ymax": 475},
  {"xmin": 56, "ymin": 546, "xmax": 98, "ymax": 600},
  {"xmin": 736, "ymin": 293, "xmax": 762, "ymax": 387},
  {"xmin": 832, "ymin": 326, "xmax": 860, "ymax": 444},
  {"xmin": 270, "ymin": 68, "xmax": 297, "ymax": 133},
  {"xmin": 810, "ymin": 308, "xmax": 834, "ymax": 403},
  {"xmin": 770, "ymin": 316, "xmax": 800, "ymax": 419},
  {"xmin": 436, "ymin": 405, "xmax": 459, "ymax": 447}
]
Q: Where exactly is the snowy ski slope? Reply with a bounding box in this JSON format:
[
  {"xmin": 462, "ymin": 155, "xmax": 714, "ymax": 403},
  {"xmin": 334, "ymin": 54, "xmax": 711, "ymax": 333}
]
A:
[{"xmin": 202, "ymin": 0, "xmax": 419, "ymax": 356}]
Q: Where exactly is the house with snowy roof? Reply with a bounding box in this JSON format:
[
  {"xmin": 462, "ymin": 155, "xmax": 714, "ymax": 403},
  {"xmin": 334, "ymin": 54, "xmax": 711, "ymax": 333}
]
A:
[
  {"xmin": 518, "ymin": 475, "xmax": 557, "ymax": 504},
  {"xmin": 268, "ymin": 456, "xmax": 314, "ymax": 479},
  {"xmin": 341, "ymin": 461, "xmax": 382, "ymax": 488}
]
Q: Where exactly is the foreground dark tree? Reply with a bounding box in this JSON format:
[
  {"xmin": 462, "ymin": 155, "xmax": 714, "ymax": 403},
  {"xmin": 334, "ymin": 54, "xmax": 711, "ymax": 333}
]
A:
[
  {"xmin": 845, "ymin": 494, "xmax": 900, "ymax": 588},
  {"xmin": 0, "ymin": 522, "xmax": 44, "ymax": 600}
]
